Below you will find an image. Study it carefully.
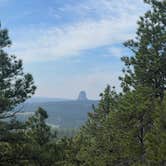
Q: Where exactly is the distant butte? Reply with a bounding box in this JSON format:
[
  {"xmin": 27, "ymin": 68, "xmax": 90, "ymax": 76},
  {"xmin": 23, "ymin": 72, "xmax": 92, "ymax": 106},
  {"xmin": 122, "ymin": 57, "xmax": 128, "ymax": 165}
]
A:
[{"xmin": 77, "ymin": 91, "xmax": 88, "ymax": 101}]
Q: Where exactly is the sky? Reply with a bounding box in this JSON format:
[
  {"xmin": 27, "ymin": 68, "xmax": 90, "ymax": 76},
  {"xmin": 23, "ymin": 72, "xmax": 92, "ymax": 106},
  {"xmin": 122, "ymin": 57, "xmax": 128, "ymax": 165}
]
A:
[{"xmin": 0, "ymin": 0, "xmax": 148, "ymax": 99}]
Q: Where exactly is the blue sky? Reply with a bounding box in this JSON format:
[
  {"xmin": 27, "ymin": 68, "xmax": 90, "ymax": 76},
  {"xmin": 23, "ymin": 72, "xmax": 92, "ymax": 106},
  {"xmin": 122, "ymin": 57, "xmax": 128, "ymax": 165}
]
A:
[{"xmin": 0, "ymin": 0, "xmax": 148, "ymax": 99}]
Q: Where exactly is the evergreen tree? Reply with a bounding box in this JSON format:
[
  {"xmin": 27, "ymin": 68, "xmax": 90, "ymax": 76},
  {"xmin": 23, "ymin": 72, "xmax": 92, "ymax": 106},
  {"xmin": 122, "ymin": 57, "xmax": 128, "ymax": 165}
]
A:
[
  {"xmin": 0, "ymin": 23, "xmax": 36, "ymax": 165},
  {"xmin": 69, "ymin": 1, "xmax": 166, "ymax": 166},
  {"xmin": 120, "ymin": 0, "xmax": 166, "ymax": 100},
  {"xmin": 72, "ymin": 86, "xmax": 120, "ymax": 166},
  {"xmin": 26, "ymin": 107, "xmax": 58, "ymax": 165},
  {"xmin": 145, "ymin": 98, "xmax": 166, "ymax": 165},
  {"xmin": 118, "ymin": 0, "xmax": 166, "ymax": 164},
  {"xmin": 26, "ymin": 107, "xmax": 54, "ymax": 146},
  {"xmin": 0, "ymin": 24, "xmax": 36, "ymax": 118},
  {"xmin": 85, "ymin": 85, "xmax": 118, "ymax": 136}
]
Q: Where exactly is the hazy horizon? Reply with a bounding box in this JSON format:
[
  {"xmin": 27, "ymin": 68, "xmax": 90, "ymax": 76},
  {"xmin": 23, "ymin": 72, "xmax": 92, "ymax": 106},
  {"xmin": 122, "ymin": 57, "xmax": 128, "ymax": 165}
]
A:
[{"xmin": 30, "ymin": 90, "xmax": 99, "ymax": 100}]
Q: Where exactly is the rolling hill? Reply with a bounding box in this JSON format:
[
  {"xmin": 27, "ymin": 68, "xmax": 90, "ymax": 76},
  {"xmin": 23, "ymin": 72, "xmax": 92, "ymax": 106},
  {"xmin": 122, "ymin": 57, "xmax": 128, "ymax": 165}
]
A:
[{"xmin": 17, "ymin": 99, "xmax": 98, "ymax": 129}]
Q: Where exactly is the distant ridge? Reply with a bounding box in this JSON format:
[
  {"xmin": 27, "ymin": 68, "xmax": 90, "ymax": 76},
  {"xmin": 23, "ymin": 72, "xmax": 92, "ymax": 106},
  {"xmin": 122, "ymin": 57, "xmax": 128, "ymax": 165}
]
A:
[
  {"xmin": 16, "ymin": 91, "xmax": 99, "ymax": 128},
  {"xmin": 18, "ymin": 99, "xmax": 98, "ymax": 128},
  {"xmin": 26, "ymin": 97, "xmax": 69, "ymax": 103}
]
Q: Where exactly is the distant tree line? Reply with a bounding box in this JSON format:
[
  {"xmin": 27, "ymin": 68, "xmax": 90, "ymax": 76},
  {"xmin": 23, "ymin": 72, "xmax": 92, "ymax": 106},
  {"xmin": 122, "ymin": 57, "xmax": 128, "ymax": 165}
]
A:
[{"xmin": 0, "ymin": 0, "xmax": 166, "ymax": 165}]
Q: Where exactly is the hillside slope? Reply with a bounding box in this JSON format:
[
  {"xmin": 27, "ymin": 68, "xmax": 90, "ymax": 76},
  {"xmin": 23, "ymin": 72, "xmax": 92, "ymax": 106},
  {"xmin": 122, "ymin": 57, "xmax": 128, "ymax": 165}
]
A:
[{"xmin": 17, "ymin": 100, "xmax": 98, "ymax": 128}]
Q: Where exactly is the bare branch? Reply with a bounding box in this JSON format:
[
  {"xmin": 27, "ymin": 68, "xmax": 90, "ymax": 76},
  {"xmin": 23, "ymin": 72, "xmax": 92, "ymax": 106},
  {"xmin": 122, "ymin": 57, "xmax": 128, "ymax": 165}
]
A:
[{"xmin": 0, "ymin": 105, "xmax": 25, "ymax": 119}]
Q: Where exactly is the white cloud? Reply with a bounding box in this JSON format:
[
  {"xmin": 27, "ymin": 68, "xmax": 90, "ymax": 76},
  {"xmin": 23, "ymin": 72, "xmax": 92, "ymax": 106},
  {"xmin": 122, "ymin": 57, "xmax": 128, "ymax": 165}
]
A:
[
  {"xmin": 11, "ymin": 19, "xmax": 134, "ymax": 62},
  {"xmin": 6, "ymin": 0, "xmax": 149, "ymax": 98},
  {"xmin": 50, "ymin": 0, "xmax": 146, "ymax": 21},
  {"xmin": 10, "ymin": 0, "xmax": 148, "ymax": 62},
  {"xmin": 103, "ymin": 46, "xmax": 129, "ymax": 58}
]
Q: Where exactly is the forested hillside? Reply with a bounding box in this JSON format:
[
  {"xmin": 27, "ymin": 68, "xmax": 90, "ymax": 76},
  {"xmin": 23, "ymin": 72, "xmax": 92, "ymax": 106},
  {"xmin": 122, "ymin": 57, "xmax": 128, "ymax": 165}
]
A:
[
  {"xmin": 17, "ymin": 100, "xmax": 98, "ymax": 128},
  {"xmin": 0, "ymin": 0, "xmax": 166, "ymax": 165}
]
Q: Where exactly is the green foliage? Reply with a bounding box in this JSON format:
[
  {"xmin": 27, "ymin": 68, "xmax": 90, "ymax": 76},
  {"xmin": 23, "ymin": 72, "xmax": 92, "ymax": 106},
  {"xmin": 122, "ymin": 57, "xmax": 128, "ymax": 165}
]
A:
[
  {"xmin": 57, "ymin": 128, "xmax": 78, "ymax": 138},
  {"xmin": 0, "ymin": 23, "xmax": 37, "ymax": 165},
  {"xmin": 61, "ymin": 1, "xmax": 166, "ymax": 165},
  {"xmin": 24, "ymin": 107, "xmax": 60, "ymax": 165},
  {"xmin": 0, "ymin": 24, "xmax": 36, "ymax": 118},
  {"xmin": 145, "ymin": 99, "xmax": 166, "ymax": 165},
  {"xmin": 0, "ymin": 0, "xmax": 166, "ymax": 165},
  {"xmin": 120, "ymin": 0, "xmax": 166, "ymax": 100},
  {"xmin": 26, "ymin": 107, "xmax": 54, "ymax": 146}
]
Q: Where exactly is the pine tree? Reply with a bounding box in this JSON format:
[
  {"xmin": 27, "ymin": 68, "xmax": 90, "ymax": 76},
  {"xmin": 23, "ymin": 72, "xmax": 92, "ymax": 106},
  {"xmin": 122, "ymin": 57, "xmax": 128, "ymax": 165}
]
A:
[
  {"xmin": 118, "ymin": 0, "xmax": 166, "ymax": 164},
  {"xmin": 25, "ymin": 107, "xmax": 58, "ymax": 165},
  {"xmin": 72, "ymin": 86, "xmax": 120, "ymax": 166},
  {"xmin": 145, "ymin": 98, "xmax": 166, "ymax": 165},
  {"xmin": 0, "ymin": 23, "xmax": 36, "ymax": 165},
  {"xmin": 73, "ymin": 1, "xmax": 166, "ymax": 165},
  {"xmin": 85, "ymin": 85, "xmax": 118, "ymax": 135},
  {"xmin": 26, "ymin": 107, "xmax": 53, "ymax": 146},
  {"xmin": 120, "ymin": 0, "xmax": 166, "ymax": 100},
  {"xmin": 0, "ymin": 24, "xmax": 36, "ymax": 118}
]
